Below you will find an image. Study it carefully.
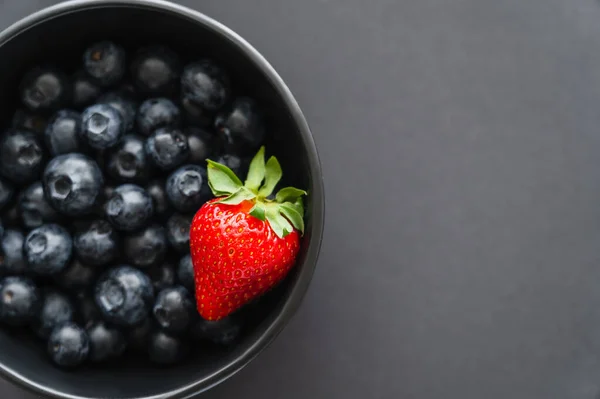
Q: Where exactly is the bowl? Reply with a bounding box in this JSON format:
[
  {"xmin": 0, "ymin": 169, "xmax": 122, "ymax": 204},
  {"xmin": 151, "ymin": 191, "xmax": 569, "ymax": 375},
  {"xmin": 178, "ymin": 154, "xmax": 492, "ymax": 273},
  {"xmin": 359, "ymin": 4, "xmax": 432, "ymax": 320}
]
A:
[{"xmin": 0, "ymin": 0, "xmax": 325, "ymax": 398}]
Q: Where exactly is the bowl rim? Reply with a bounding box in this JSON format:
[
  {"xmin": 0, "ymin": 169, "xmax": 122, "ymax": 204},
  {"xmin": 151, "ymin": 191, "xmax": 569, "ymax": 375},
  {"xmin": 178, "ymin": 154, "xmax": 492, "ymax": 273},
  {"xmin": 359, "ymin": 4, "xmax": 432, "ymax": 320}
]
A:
[{"xmin": 0, "ymin": 0, "xmax": 325, "ymax": 398}]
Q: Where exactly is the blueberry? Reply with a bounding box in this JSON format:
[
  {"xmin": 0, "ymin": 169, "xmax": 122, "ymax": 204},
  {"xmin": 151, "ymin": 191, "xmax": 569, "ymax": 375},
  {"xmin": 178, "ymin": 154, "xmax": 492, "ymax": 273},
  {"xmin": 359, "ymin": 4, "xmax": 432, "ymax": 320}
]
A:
[
  {"xmin": 47, "ymin": 322, "xmax": 89, "ymax": 367},
  {"xmin": 105, "ymin": 184, "xmax": 154, "ymax": 232},
  {"xmin": 106, "ymin": 134, "xmax": 151, "ymax": 183},
  {"xmin": 127, "ymin": 317, "xmax": 153, "ymax": 352},
  {"xmin": 33, "ymin": 289, "xmax": 75, "ymax": 339},
  {"xmin": 72, "ymin": 70, "xmax": 102, "ymax": 109},
  {"xmin": 83, "ymin": 41, "xmax": 126, "ymax": 87},
  {"xmin": 152, "ymin": 286, "xmax": 194, "ymax": 333},
  {"xmin": 123, "ymin": 225, "xmax": 167, "ymax": 269},
  {"xmin": 76, "ymin": 292, "xmax": 101, "ymax": 327},
  {"xmin": 145, "ymin": 127, "xmax": 189, "ymax": 171},
  {"xmin": 149, "ymin": 262, "xmax": 176, "ymax": 292},
  {"xmin": 214, "ymin": 153, "xmax": 248, "ymax": 177},
  {"xmin": 190, "ymin": 315, "xmax": 242, "ymax": 346},
  {"xmin": 74, "ymin": 220, "xmax": 119, "ymax": 267},
  {"xmin": 166, "ymin": 213, "xmax": 192, "ymax": 253},
  {"xmin": 137, "ymin": 98, "xmax": 181, "ymax": 136},
  {"xmin": 56, "ymin": 259, "xmax": 97, "ymax": 292},
  {"xmin": 165, "ymin": 165, "xmax": 210, "ymax": 213},
  {"xmin": 148, "ymin": 330, "xmax": 187, "ymax": 365},
  {"xmin": 181, "ymin": 60, "xmax": 230, "ymax": 125},
  {"xmin": 94, "ymin": 265, "xmax": 154, "ymax": 327},
  {"xmin": 81, "ymin": 104, "xmax": 124, "ymax": 149},
  {"xmin": 215, "ymin": 97, "xmax": 265, "ymax": 155},
  {"xmin": 44, "ymin": 110, "xmax": 82, "ymax": 156},
  {"xmin": 86, "ymin": 321, "xmax": 127, "ymax": 362},
  {"xmin": 177, "ymin": 255, "xmax": 194, "ymax": 291},
  {"xmin": 97, "ymin": 91, "xmax": 137, "ymax": 132},
  {"xmin": 0, "ymin": 276, "xmax": 41, "ymax": 326},
  {"xmin": 0, "ymin": 230, "xmax": 26, "ymax": 275},
  {"xmin": 19, "ymin": 66, "xmax": 70, "ymax": 112},
  {"xmin": 185, "ymin": 127, "xmax": 216, "ymax": 163},
  {"xmin": 12, "ymin": 109, "xmax": 48, "ymax": 134},
  {"xmin": 146, "ymin": 180, "xmax": 171, "ymax": 218},
  {"xmin": 19, "ymin": 182, "xmax": 60, "ymax": 229},
  {"xmin": 43, "ymin": 153, "xmax": 104, "ymax": 216},
  {"xmin": 131, "ymin": 46, "xmax": 181, "ymax": 95},
  {"xmin": 0, "ymin": 178, "xmax": 14, "ymax": 211},
  {"xmin": 0, "ymin": 129, "xmax": 45, "ymax": 184},
  {"xmin": 24, "ymin": 224, "xmax": 72, "ymax": 275}
]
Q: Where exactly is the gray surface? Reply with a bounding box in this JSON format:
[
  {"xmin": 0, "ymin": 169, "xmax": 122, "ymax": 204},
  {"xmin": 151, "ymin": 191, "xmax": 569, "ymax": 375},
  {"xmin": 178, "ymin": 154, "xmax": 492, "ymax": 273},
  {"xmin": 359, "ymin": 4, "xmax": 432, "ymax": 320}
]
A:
[{"xmin": 3, "ymin": 0, "xmax": 600, "ymax": 398}]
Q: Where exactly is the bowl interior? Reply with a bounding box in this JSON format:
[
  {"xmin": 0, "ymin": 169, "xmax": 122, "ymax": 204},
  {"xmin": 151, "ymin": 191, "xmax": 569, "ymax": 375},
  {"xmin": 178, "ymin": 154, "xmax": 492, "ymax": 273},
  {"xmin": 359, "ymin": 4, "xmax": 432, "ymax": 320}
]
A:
[{"xmin": 0, "ymin": 3, "xmax": 319, "ymax": 399}]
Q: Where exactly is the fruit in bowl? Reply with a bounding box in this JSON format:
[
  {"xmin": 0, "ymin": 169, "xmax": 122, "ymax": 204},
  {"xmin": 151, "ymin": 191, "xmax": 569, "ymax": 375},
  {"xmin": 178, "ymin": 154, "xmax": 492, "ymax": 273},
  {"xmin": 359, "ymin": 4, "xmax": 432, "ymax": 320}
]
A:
[
  {"xmin": 0, "ymin": 30, "xmax": 309, "ymax": 371},
  {"xmin": 191, "ymin": 147, "xmax": 307, "ymax": 321},
  {"xmin": 0, "ymin": 0, "xmax": 323, "ymax": 398}
]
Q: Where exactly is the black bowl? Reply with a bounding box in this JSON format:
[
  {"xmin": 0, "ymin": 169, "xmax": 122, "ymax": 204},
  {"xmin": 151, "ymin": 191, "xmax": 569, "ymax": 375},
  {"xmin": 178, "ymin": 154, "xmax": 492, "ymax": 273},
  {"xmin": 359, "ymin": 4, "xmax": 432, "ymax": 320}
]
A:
[{"xmin": 0, "ymin": 0, "xmax": 324, "ymax": 398}]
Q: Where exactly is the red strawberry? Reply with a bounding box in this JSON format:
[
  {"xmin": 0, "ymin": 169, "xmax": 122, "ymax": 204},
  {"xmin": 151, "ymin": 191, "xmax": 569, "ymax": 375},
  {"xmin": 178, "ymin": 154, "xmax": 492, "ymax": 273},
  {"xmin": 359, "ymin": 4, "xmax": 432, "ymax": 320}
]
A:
[{"xmin": 190, "ymin": 147, "xmax": 307, "ymax": 321}]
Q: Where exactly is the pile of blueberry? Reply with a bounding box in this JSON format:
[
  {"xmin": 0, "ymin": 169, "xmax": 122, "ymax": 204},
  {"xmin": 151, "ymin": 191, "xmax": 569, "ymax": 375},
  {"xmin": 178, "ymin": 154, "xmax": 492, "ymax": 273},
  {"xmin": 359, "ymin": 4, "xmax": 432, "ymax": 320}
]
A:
[{"xmin": 0, "ymin": 41, "xmax": 265, "ymax": 368}]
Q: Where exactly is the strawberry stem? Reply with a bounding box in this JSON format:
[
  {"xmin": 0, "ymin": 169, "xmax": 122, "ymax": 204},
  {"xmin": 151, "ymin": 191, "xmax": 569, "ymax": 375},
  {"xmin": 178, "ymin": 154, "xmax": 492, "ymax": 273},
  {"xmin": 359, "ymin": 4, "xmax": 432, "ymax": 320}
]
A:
[{"xmin": 206, "ymin": 146, "xmax": 307, "ymax": 238}]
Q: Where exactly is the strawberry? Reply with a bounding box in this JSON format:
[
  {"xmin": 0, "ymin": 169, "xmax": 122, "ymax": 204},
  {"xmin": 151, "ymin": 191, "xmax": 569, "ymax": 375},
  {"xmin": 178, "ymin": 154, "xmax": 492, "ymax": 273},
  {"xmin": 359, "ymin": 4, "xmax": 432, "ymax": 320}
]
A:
[{"xmin": 190, "ymin": 146, "xmax": 307, "ymax": 321}]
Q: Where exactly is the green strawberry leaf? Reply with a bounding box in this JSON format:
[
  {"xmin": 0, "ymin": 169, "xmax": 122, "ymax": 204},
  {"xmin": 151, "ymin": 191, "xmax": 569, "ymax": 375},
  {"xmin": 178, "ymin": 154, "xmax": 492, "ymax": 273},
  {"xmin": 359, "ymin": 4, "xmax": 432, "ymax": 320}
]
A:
[
  {"xmin": 258, "ymin": 156, "xmax": 282, "ymax": 198},
  {"xmin": 249, "ymin": 202, "xmax": 266, "ymax": 221},
  {"xmin": 275, "ymin": 187, "xmax": 307, "ymax": 203},
  {"xmin": 282, "ymin": 196, "xmax": 304, "ymax": 217},
  {"xmin": 207, "ymin": 159, "xmax": 243, "ymax": 196},
  {"xmin": 279, "ymin": 203, "xmax": 305, "ymax": 234},
  {"xmin": 266, "ymin": 206, "xmax": 293, "ymax": 238},
  {"xmin": 216, "ymin": 187, "xmax": 256, "ymax": 205},
  {"xmin": 244, "ymin": 146, "xmax": 266, "ymax": 192}
]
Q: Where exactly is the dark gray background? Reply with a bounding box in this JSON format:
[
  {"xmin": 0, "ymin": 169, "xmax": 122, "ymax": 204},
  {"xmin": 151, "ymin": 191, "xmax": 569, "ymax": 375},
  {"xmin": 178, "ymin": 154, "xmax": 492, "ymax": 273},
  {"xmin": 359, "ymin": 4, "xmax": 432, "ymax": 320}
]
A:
[{"xmin": 4, "ymin": 0, "xmax": 600, "ymax": 398}]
